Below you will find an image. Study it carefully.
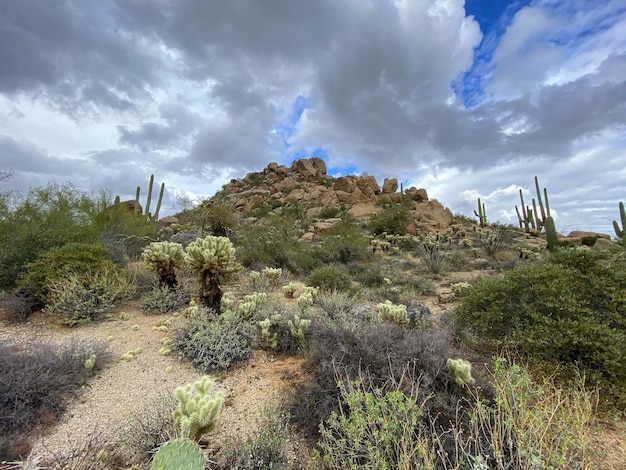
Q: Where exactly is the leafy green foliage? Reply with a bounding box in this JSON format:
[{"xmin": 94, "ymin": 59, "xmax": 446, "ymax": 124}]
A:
[
  {"xmin": 17, "ymin": 242, "xmax": 119, "ymax": 303},
  {"xmin": 236, "ymin": 214, "xmax": 319, "ymax": 273},
  {"xmin": 307, "ymin": 265, "xmax": 353, "ymax": 292},
  {"xmin": 455, "ymin": 249, "xmax": 626, "ymax": 406},
  {"xmin": 317, "ymin": 217, "xmax": 370, "ymax": 264},
  {"xmin": 45, "ymin": 265, "xmax": 135, "ymax": 325},
  {"xmin": 0, "ymin": 183, "xmax": 100, "ymax": 290},
  {"xmin": 368, "ymin": 205, "xmax": 411, "ymax": 235}
]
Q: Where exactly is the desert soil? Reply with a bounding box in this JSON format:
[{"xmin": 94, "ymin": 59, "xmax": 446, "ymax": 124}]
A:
[{"xmin": 0, "ymin": 301, "xmax": 308, "ymax": 466}]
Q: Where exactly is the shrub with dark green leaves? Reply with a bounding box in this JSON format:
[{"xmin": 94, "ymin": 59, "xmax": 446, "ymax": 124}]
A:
[
  {"xmin": 368, "ymin": 205, "xmax": 411, "ymax": 235},
  {"xmin": 17, "ymin": 242, "xmax": 117, "ymax": 303},
  {"xmin": 0, "ymin": 182, "xmax": 100, "ymax": 290},
  {"xmin": 317, "ymin": 217, "xmax": 370, "ymax": 264},
  {"xmin": 307, "ymin": 265, "xmax": 353, "ymax": 292},
  {"xmin": 455, "ymin": 249, "xmax": 626, "ymax": 407},
  {"xmin": 171, "ymin": 315, "xmax": 256, "ymax": 372}
]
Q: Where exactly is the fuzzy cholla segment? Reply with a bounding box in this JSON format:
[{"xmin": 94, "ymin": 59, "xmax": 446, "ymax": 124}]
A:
[
  {"xmin": 184, "ymin": 236, "xmax": 241, "ymax": 278},
  {"xmin": 173, "ymin": 376, "xmax": 224, "ymax": 442},
  {"xmin": 142, "ymin": 241, "xmax": 184, "ymax": 271}
]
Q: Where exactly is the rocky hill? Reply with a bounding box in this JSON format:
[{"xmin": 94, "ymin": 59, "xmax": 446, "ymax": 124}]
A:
[{"xmin": 210, "ymin": 157, "xmax": 454, "ymax": 234}]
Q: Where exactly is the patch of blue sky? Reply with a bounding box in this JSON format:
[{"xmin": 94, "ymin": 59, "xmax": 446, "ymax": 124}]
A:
[
  {"xmin": 455, "ymin": 0, "xmax": 532, "ymax": 107},
  {"xmin": 274, "ymin": 94, "xmax": 308, "ymax": 143}
]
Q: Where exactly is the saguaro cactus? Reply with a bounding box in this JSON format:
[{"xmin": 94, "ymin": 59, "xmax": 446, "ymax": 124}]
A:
[
  {"xmin": 135, "ymin": 174, "xmax": 165, "ymax": 222},
  {"xmin": 474, "ymin": 198, "xmax": 487, "ymax": 227},
  {"xmin": 184, "ymin": 236, "xmax": 242, "ymax": 312},
  {"xmin": 613, "ymin": 201, "xmax": 625, "ymax": 246},
  {"xmin": 545, "ymin": 215, "xmax": 559, "ymax": 252}
]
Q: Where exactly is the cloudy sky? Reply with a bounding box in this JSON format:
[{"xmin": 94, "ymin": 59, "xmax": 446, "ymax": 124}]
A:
[{"xmin": 0, "ymin": 0, "xmax": 624, "ymax": 234}]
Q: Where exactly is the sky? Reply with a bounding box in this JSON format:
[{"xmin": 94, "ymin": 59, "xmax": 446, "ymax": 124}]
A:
[{"xmin": 0, "ymin": 0, "xmax": 624, "ymax": 235}]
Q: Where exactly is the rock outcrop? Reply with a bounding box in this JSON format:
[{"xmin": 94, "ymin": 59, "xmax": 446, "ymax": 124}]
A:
[{"xmin": 210, "ymin": 157, "xmax": 454, "ymax": 233}]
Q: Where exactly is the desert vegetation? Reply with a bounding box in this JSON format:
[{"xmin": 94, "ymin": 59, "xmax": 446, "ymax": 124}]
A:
[{"xmin": 1, "ymin": 167, "xmax": 625, "ymax": 469}]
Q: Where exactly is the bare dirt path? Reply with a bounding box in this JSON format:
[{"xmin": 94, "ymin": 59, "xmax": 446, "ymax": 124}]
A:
[{"xmin": 1, "ymin": 302, "xmax": 306, "ymax": 466}]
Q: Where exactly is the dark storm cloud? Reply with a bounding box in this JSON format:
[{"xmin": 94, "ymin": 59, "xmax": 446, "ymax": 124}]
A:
[
  {"xmin": 0, "ymin": 0, "xmax": 164, "ymax": 113},
  {"xmin": 117, "ymin": 102, "xmax": 203, "ymax": 151}
]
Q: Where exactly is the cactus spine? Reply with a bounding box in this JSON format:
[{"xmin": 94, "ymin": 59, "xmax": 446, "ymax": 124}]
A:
[
  {"xmin": 613, "ymin": 201, "xmax": 625, "ymax": 245},
  {"xmin": 150, "ymin": 438, "xmax": 204, "ymax": 470},
  {"xmin": 545, "ymin": 215, "xmax": 559, "ymax": 252},
  {"xmin": 474, "ymin": 198, "xmax": 487, "ymax": 227}
]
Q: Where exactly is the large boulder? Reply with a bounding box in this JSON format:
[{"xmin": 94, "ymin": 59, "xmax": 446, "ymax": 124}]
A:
[
  {"xmin": 411, "ymin": 200, "xmax": 454, "ymax": 232},
  {"xmin": 292, "ymin": 157, "xmax": 326, "ymax": 179},
  {"xmin": 566, "ymin": 230, "xmax": 611, "ymax": 246},
  {"xmin": 382, "ymin": 177, "xmax": 398, "ymax": 194},
  {"xmin": 357, "ymin": 175, "xmax": 380, "ymax": 194},
  {"xmin": 333, "ymin": 176, "xmax": 358, "ymax": 193},
  {"xmin": 348, "ymin": 202, "xmax": 379, "ymax": 219},
  {"xmin": 405, "ymin": 187, "xmax": 428, "ymax": 202}
]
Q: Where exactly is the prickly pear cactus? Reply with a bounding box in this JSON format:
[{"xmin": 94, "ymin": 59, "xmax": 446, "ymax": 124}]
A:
[{"xmin": 150, "ymin": 438, "xmax": 204, "ymax": 470}]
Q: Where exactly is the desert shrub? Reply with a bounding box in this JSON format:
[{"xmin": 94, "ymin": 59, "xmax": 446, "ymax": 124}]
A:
[
  {"xmin": 368, "ymin": 205, "xmax": 411, "ymax": 235},
  {"xmin": 455, "ymin": 249, "xmax": 626, "ymax": 407},
  {"xmin": 0, "ymin": 182, "xmax": 99, "ymax": 291},
  {"xmin": 141, "ymin": 286, "xmax": 191, "ymax": 315},
  {"xmin": 236, "ymin": 215, "xmax": 306, "ymax": 272},
  {"xmin": 289, "ymin": 319, "xmax": 468, "ymax": 439},
  {"xmin": 44, "ymin": 265, "xmax": 135, "ymax": 325},
  {"xmin": 171, "ymin": 315, "xmax": 256, "ymax": 372},
  {"xmin": 316, "ymin": 290, "xmax": 361, "ymax": 321},
  {"xmin": 354, "ymin": 265, "xmax": 385, "ymax": 287},
  {"xmin": 0, "ymin": 338, "xmax": 111, "ymax": 461},
  {"xmin": 117, "ymin": 393, "xmax": 178, "ymax": 465},
  {"xmin": 316, "ymin": 359, "xmax": 595, "ymax": 469},
  {"xmin": 307, "ymin": 265, "xmax": 353, "ymax": 292},
  {"xmin": 476, "ymin": 225, "xmax": 513, "ymax": 259},
  {"xmin": 216, "ymin": 402, "xmax": 299, "ymax": 469},
  {"xmin": 0, "ymin": 294, "xmax": 40, "ymax": 323},
  {"xmin": 41, "ymin": 427, "xmax": 121, "ymax": 470},
  {"xmin": 17, "ymin": 242, "xmax": 117, "ymax": 303},
  {"xmin": 318, "ymin": 205, "xmax": 342, "ymax": 219},
  {"xmin": 317, "ymin": 217, "xmax": 370, "ymax": 264}
]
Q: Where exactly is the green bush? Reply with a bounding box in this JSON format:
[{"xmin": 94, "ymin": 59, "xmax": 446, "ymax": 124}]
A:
[
  {"xmin": 317, "ymin": 217, "xmax": 370, "ymax": 264},
  {"xmin": 307, "ymin": 265, "xmax": 353, "ymax": 292},
  {"xmin": 171, "ymin": 315, "xmax": 256, "ymax": 372},
  {"xmin": 455, "ymin": 249, "xmax": 626, "ymax": 406},
  {"xmin": 236, "ymin": 215, "xmax": 318, "ymax": 273},
  {"xmin": 17, "ymin": 242, "xmax": 117, "ymax": 303},
  {"xmin": 368, "ymin": 205, "xmax": 411, "ymax": 235},
  {"xmin": 0, "ymin": 183, "xmax": 100, "ymax": 290},
  {"xmin": 45, "ymin": 266, "xmax": 135, "ymax": 326}
]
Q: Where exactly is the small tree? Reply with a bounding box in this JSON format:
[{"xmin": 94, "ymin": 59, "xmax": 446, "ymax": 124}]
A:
[
  {"xmin": 141, "ymin": 241, "xmax": 184, "ymax": 289},
  {"xmin": 184, "ymin": 236, "xmax": 242, "ymax": 312}
]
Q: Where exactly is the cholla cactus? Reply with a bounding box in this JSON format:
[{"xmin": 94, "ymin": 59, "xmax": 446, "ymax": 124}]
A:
[
  {"xmin": 447, "ymin": 358, "xmax": 476, "ymax": 387},
  {"xmin": 173, "ymin": 376, "xmax": 224, "ymax": 442},
  {"xmin": 262, "ymin": 267, "xmax": 282, "ymax": 288},
  {"xmin": 221, "ymin": 292, "xmax": 235, "ymax": 313},
  {"xmin": 258, "ymin": 318, "xmax": 278, "ymax": 350},
  {"xmin": 450, "ymin": 282, "xmax": 472, "ymax": 297},
  {"xmin": 282, "ymin": 282, "xmax": 298, "ymax": 298},
  {"xmin": 184, "ymin": 236, "xmax": 242, "ymax": 312},
  {"xmin": 237, "ymin": 292, "xmax": 267, "ymax": 319},
  {"xmin": 377, "ymin": 300, "xmax": 409, "ymax": 325},
  {"xmin": 288, "ymin": 314, "xmax": 311, "ymax": 348},
  {"xmin": 249, "ymin": 270, "xmax": 261, "ymax": 289},
  {"xmin": 142, "ymin": 241, "xmax": 185, "ymax": 289},
  {"xmin": 302, "ymin": 285, "xmax": 320, "ymax": 299},
  {"xmin": 297, "ymin": 292, "xmax": 314, "ymax": 314}
]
